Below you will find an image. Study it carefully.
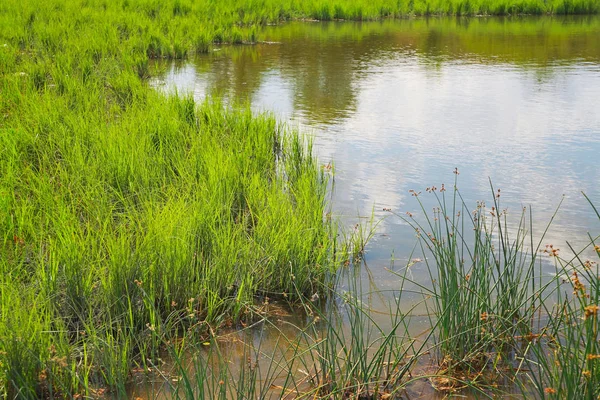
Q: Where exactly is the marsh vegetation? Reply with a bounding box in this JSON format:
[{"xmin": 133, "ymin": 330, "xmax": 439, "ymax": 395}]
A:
[{"xmin": 2, "ymin": 0, "xmax": 600, "ymax": 398}]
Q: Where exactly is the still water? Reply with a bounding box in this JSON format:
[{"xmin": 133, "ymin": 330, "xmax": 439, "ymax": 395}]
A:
[
  {"xmin": 153, "ymin": 17, "xmax": 600, "ymax": 275},
  {"xmin": 147, "ymin": 16, "xmax": 600, "ymax": 396}
]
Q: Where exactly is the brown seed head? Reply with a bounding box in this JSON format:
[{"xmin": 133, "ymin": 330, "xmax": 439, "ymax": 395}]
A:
[{"xmin": 584, "ymin": 305, "xmax": 599, "ymax": 319}]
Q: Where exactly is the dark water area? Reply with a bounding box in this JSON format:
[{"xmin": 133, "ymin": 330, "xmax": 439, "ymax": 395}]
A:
[{"xmin": 147, "ymin": 16, "xmax": 600, "ymax": 397}]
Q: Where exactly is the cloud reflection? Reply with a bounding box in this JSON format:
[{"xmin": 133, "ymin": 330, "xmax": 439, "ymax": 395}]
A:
[{"xmin": 152, "ymin": 16, "xmax": 600, "ymax": 267}]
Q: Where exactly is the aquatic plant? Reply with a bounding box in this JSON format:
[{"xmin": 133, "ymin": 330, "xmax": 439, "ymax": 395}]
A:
[
  {"xmin": 395, "ymin": 176, "xmax": 557, "ymax": 382},
  {"xmin": 154, "ymin": 259, "xmax": 426, "ymax": 399},
  {"xmin": 1, "ymin": 0, "xmax": 599, "ymax": 396},
  {"xmin": 522, "ymin": 194, "xmax": 600, "ymax": 399}
]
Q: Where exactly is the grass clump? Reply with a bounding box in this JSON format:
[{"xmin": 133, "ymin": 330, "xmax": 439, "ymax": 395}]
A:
[
  {"xmin": 394, "ymin": 178, "xmax": 600, "ymax": 397},
  {"xmin": 395, "ymin": 175, "xmax": 556, "ymax": 386},
  {"xmin": 292, "ymin": 264, "xmax": 422, "ymax": 399},
  {"xmin": 522, "ymin": 194, "xmax": 600, "ymax": 399},
  {"xmin": 0, "ymin": 90, "xmax": 338, "ymax": 396}
]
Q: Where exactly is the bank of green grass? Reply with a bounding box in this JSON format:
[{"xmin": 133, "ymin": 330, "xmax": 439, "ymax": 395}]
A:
[
  {"xmin": 1, "ymin": 1, "xmax": 344, "ymax": 389},
  {"xmin": 0, "ymin": 88, "xmax": 339, "ymax": 396}
]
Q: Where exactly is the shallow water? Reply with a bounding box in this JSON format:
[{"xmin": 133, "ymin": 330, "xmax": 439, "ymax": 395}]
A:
[{"xmin": 148, "ymin": 15, "xmax": 600, "ymax": 396}]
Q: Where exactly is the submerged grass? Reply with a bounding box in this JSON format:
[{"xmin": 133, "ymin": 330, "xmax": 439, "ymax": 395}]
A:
[{"xmin": 140, "ymin": 260, "xmax": 427, "ymax": 399}]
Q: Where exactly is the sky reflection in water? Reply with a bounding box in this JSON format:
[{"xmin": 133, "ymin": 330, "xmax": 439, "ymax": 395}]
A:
[{"xmin": 152, "ymin": 17, "xmax": 600, "ymax": 291}]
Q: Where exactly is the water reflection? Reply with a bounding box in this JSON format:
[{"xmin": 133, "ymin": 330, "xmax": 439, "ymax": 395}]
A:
[{"xmin": 152, "ymin": 16, "xmax": 600, "ymax": 275}]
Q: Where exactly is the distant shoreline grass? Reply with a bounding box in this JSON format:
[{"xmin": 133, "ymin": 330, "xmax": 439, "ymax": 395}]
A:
[{"xmin": 2, "ymin": 0, "xmax": 600, "ymax": 397}]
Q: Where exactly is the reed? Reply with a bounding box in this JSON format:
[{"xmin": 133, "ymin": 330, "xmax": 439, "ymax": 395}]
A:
[
  {"xmin": 396, "ymin": 177, "xmax": 556, "ymax": 382},
  {"xmin": 151, "ymin": 259, "xmax": 426, "ymax": 399},
  {"xmin": 522, "ymin": 194, "xmax": 600, "ymax": 399},
  {"xmin": 2, "ymin": 0, "xmax": 600, "ymax": 396}
]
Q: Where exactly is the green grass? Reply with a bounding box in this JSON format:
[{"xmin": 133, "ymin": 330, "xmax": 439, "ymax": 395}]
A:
[
  {"xmin": 0, "ymin": 92, "xmax": 339, "ymax": 396},
  {"xmin": 1, "ymin": 0, "xmax": 353, "ymax": 393},
  {"xmin": 398, "ymin": 179, "xmax": 554, "ymax": 377},
  {"xmin": 521, "ymin": 194, "xmax": 600, "ymax": 399},
  {"xmin": 2, "ymin": 0, "xmax": 600, "ymax": 397},
  {"xmin": 139, "ymin": 260, "xmax": 427, "ymax": 399},
  {"xmin": 389, "ymin": 181, "xmax": 600, "ymax": 397}
]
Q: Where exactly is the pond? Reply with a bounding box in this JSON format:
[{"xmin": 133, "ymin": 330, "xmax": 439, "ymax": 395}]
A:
[
  {"xmin": 153, "ymin": 15, "xmax": 600, "ymax": 266},
  {"xmin": 146, "ymin": 15, "xmax": 600, "ymax": 397}
]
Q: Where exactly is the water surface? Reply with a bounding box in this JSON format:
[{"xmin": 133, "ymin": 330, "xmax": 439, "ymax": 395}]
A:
[
  {"xmin": 153, "ymin": 16, "xmax": 600, "ymax": 270},
  {"xmin": 148, "ymin": 15, "xmax": 600, "ymax": 397}
]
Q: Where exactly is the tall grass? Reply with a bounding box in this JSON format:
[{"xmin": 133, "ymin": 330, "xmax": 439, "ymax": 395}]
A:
[
  {"xmin": 522, "ymin": 194, "xmax": 600, "ymax": 399},
  {"xmin": 394, "ymin": 180, "xmax": 600, "ymax": 397},
  {"xmin": 0, "ymin": 91, "xmax": 338, "ymax": 396},
  {"xmin": 293, "ymin": 264, "xmax": 422, "ymax": 398},
  {"xmin": 395, "ymin": 177, "xmax": 557, "ymax": 384}
]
